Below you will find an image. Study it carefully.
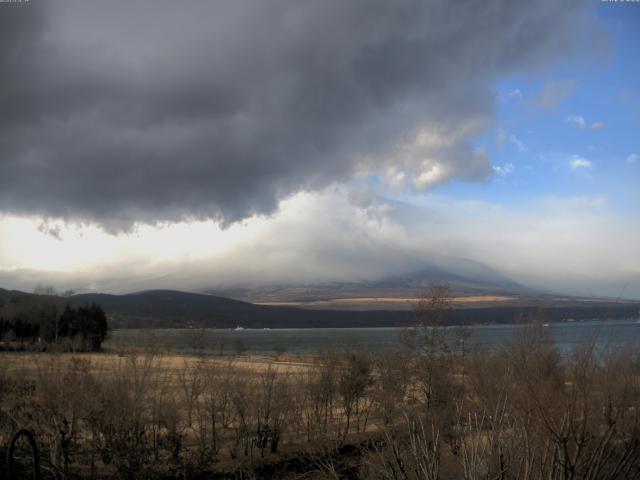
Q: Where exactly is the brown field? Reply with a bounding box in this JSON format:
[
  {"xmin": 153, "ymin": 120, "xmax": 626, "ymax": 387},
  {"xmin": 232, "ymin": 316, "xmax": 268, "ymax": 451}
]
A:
[
  {"xmin": 0, "ymin": 351, "xmax": 316, "ymax": 377},
  {"xmin": 2, "ymin": 322, "xmax": 640, "ymax": 479},
  {"xmin": 256, "ymin": 294, "xmax": 514, "ymax": 311}
]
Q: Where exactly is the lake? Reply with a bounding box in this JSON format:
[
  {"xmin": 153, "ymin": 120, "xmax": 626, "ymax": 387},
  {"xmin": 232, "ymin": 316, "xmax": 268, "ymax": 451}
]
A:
[{"xmin": 106, "ymin": 319, "xmax": 640, "ymax": 356}]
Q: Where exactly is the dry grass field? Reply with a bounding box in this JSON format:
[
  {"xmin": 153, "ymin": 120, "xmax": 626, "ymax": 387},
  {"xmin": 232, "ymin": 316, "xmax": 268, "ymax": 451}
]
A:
[
  {"xmin": 2, "ymin": 321, "xmax": 640, "ymax": 479},
  {"xmin": 256, "ymin": 295, "xmax": 514, "ymax": 311},
  {"xmin": 0, "ymin": 351, "xmax": 316, "ymax": 379}
]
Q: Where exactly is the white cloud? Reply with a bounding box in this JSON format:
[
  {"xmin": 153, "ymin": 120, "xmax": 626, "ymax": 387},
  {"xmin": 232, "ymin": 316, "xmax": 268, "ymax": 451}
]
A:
[
  {"xmin": 0, "ymin": 188, "xmax": 638, "ymax": 298},
  {"xmin": 569, "ymin": 155, "xmax": 592, "ymax": 170},
  {"xmin": 627, "ymin": 153, "xmax": 639, "ymax": 164},
  {"xmin": 566, "ymin": 115, "xmax": 586, "ymax": 128},
  {"xmin": 566, "ymin": 115, "xmax": 604, "ymax": 130},
  {"xmin": 376, "ymin": 121, "xmax": 494, "ymax": 190},
  {"xmin": 413, "ymin": 163, "xmax": 451, "ymax": 188},
  {"xmin": 493, "ymin": 163, "xmax": 514, "ymax": 177}
]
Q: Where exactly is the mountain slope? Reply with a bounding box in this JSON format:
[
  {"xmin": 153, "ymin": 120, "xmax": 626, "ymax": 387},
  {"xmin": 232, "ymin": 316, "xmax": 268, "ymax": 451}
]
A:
[
  {"xmin": 206, "ymin": 263, "xmax": 527, "ymax": 305},
  {"xmin": 69, "ymin": 289, "xmax": 414, "ymax": 328},
  {"xmin": 68, "ymin": 289, "xmax": 640, "ymax": 329},
  {"xmin": 0, "ymin": 287, "xmax": 29, "ymax": 302},
  {"xmin": 2, "ymin": 287, "xmax": 639, "ymax": 329}
]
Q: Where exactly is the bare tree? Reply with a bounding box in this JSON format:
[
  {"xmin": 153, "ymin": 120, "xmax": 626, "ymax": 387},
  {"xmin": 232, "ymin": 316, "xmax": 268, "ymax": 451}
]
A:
[{"xmin": 338, "ymin": 352, "xmax": 373, "ymax": 442}]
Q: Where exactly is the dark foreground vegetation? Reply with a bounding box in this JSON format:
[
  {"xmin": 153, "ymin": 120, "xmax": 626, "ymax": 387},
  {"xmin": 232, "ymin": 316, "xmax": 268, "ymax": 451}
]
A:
[
  {"xmin": 0, "ymin": 288, "xmax": 108, "ymax": 352},
  {"xmin": 1, "ymin": 286, "xmax": 640, "ymax": 479}
]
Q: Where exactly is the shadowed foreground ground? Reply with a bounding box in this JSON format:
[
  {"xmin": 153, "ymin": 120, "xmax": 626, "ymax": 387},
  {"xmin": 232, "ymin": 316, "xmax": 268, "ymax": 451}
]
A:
[{"xmin": 2, "ymin": 324, "xmax": 640, "ymax": 479}]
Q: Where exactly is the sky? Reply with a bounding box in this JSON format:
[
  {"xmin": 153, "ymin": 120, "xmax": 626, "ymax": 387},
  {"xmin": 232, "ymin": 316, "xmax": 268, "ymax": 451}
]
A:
[{"xmin": 0, "ymin": 0, "xmax": 638, "ymax": 298}]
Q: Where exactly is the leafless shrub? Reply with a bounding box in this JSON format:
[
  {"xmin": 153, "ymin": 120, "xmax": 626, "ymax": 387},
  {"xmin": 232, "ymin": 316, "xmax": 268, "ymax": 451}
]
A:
[
  {"xmin": 1, "ymin": 313, "xmax": 640, "ymax": 480},
  {"xmin": 31, "ymin": 356, "xmax": 94, "ymax": 476},
  {"xmin": 301, "ymin": 353, "xmax": 339, "ymax": 442},
  {"xmin": 337, "ymin": 352, "xmax": 374, "ymax": 442},
  {"xmin": 366, "ymin": 413, "xmax": 441, "ymax": 480},
  {"xmin": 255, "ymin": 366, "xmax": 292, "ymax": 456},
  {"xmin": 85, "ymin": 354, "xmax": 166, "ymax": 478},
  {"xmin": 373, "ymin": 349, "xmax": 412, "ymax": 426}
]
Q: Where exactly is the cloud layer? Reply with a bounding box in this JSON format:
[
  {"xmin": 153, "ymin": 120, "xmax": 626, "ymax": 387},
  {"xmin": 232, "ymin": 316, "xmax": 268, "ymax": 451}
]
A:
[
  {"xmin": 1, "ymin": 188, "xmax": 638, "ymax": 299},
  {"xmin": 0, "ymin": 0, "xmax": 594, "ymax": 231}
]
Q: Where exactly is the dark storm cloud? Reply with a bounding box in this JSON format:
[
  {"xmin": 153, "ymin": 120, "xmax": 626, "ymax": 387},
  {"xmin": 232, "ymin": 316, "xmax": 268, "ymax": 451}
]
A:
[{"xmin": 0, "ymin": 0, "xmax": 595, "ymax": 231}]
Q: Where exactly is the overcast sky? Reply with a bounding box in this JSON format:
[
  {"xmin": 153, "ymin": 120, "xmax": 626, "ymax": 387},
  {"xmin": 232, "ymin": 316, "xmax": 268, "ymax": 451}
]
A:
[{"xmin": 0, "ymin": 0, "xmax": 638, "ymax": 298}]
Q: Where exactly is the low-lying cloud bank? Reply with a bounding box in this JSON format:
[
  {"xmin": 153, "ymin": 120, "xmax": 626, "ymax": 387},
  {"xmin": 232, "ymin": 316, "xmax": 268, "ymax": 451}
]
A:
[{"xmin": 1, "ymin": 188, "xmax": 638, "ymax": 299}]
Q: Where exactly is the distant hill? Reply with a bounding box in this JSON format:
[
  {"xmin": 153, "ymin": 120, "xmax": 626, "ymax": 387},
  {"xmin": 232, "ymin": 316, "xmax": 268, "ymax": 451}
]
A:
[
  {"xmin": 69, "ymin": 289, "xmax": 639, "ymax": 329},
  {"xmin": 68, "ymin": 289, "xmax": 418, "ymax": 328},
  {"xmin": 2, "ymin": 287, "xmax": 639, "ymax": 329},
  {"xmin": 0, "ymin": 287, "xmax": 29, "ymax": 302}
]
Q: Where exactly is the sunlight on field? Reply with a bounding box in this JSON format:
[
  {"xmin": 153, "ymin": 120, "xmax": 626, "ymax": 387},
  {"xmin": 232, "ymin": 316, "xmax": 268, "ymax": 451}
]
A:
[
  {"xmin": 257, "ymin": 295, "xmax": 514, "ymax": 310},
  {"xmin": 0, "ymin": 351, "xmax": 315, "ymax": 379}
]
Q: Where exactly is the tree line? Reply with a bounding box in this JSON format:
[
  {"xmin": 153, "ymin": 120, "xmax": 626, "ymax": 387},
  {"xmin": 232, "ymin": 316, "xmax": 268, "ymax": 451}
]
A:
[{"xmin": 0, "ymin": 289, "xmax": 108, "ymax": 352}]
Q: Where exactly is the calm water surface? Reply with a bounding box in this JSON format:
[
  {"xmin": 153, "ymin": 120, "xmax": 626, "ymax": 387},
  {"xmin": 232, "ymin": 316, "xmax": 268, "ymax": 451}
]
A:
[{"xmin": 107, "ymin": 319, "xmax": 640, "ymax": 355}]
